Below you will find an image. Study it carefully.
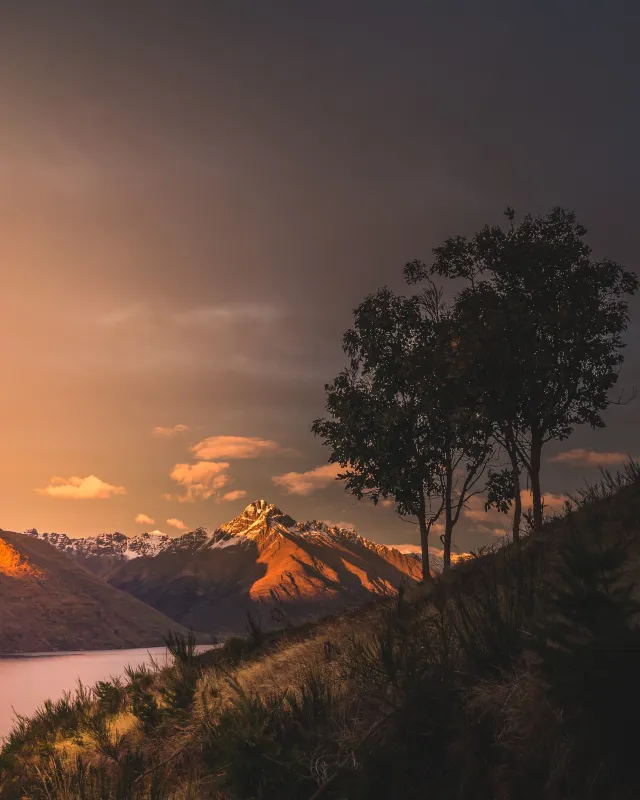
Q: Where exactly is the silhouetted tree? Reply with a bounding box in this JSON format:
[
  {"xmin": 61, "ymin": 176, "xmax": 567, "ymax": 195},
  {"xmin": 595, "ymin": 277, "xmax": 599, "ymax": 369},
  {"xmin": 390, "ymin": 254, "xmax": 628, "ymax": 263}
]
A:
[
  {"xmin": 406, "ymin": 207, "xmax": 638, "ymax": 534},
  {"xmin": 313, "ymin": 283, "xmax": 493, "ymax": 576}
]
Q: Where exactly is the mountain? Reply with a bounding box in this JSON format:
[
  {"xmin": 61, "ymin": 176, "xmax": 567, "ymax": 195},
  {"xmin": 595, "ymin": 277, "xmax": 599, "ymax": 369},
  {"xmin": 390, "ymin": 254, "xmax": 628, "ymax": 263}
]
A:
[
  {"xmin": 22, "ymin": 529, "xmax": 170, "ymax": 580},
  {"xmin": 25, "ymin": 501, "xmax": 422, "ymax": 636},
  {"xmin": 0, "ymin": 530, "xmax": 189, "ymax": 653}
]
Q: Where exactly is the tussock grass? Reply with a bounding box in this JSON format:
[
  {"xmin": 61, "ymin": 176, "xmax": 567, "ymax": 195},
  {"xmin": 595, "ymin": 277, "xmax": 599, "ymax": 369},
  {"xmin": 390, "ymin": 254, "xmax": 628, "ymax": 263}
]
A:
[{"xmin": 3, "ymin": 461, "xmax": 640, "ymax": 799}]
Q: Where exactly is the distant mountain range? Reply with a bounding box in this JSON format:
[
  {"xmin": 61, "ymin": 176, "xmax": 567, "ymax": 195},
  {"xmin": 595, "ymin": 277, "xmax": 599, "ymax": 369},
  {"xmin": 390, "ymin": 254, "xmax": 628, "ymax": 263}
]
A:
[
  {"xmin": 0, "ymin": 530, "xmax": 188, "ymax": 654},
  {"xmin": 22, "ymin": 529, "xmax": 172, "ymax": 579},
  {"xmin": 24, "ymin": 500, "xmax": 422, "ymax": 636}
]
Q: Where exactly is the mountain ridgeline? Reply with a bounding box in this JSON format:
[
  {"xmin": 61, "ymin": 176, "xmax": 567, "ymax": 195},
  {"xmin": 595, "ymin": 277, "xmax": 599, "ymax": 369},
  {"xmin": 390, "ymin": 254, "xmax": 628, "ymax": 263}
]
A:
[
  {"xmin": 0, "ymin": 530, "xmax": 188, "ymax": 654},
  {"xmin": 23, "ymin": 501, "xmax": 422, "ymax": 636}
]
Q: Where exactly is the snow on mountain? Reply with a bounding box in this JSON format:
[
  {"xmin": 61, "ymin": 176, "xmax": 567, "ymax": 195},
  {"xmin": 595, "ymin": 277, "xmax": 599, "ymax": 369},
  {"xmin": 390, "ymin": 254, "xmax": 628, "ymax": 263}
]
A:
[
  {"xmin": 21, "ymin": 500, "xmax": 425, "ymax": 572},
  {"xmin": 23, "ymin": 528, "xmax": 171, "ymax": 560},
  {"xmin": 21, "ymin": 501, "xmax": 424, "ymax": 637}
]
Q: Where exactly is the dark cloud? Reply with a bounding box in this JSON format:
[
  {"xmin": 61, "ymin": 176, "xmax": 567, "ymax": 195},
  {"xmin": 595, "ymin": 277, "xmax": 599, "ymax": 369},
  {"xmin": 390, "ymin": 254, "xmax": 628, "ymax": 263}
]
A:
[{"xmin": 0, "ymin": 1, "xmax": 637, "ymax": 548}]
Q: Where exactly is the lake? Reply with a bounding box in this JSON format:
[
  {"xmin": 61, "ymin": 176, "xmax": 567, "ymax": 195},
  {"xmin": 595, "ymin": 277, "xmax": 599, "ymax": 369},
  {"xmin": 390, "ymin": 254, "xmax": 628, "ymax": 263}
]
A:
[{"xmin": 0, "ymin": 646, "xmax": 214, "ymax": 742}]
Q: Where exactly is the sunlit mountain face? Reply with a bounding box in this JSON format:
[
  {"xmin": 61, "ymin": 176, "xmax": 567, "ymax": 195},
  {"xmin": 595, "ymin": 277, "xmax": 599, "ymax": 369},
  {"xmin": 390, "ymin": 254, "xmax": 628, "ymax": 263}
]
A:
[
  {"xmin": 22, "ymin": 501, "xmax": 423, "ymax": 635},
  {"xmin": 0, "ymin": 528, "xmax": 187, "ymax": 653}
]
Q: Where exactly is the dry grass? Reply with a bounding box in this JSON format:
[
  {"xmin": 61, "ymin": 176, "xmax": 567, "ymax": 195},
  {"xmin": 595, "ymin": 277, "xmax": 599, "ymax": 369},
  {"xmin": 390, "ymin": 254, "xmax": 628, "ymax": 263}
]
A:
[{"xmin": 3, "ymin": 464, "xmax": 640, "ymax": 799}]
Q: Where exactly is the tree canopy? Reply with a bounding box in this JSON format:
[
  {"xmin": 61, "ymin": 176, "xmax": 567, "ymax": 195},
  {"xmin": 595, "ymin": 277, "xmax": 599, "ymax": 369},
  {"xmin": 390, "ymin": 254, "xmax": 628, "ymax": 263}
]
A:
[
  {"xmin": 315, "ymin": 207, "xmax": 637, "ymax": 576},
  {"xmin": 312, "ymin": 283, "xmax": 493, "ymax": 576},
  {"xmin": 406, "ymin": 207, "xmax": 638, "ymax": 533}
]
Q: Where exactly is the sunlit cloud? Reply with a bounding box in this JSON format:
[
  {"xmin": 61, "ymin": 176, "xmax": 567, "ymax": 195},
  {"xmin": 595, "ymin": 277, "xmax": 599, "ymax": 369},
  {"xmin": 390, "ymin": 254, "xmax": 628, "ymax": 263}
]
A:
[
  {"xmin": 390, "ymin": 544, "xmax": 470, "ymax": 563},
  {"xmin": 520, "ymin": 489, "xmax": 568, "ymax": 513},
  {"xmin": 463, "ymin": 490, "xmax": 569, "ymax": 537},
  {"xmin": 550, "ymin": 448, "xmax": 629, "ymax": 466},
  {"xmin": 272, "ymin": 463, "xmax": 342, "ymax": 496},
  {"xmin": 170, "ymin": 461, "xmax": 230, "ymax": 502},
  {"xmin": 192, "ymin": 435, "xmax": 289, "ymax": 460},
  {"xmin": 461, "ymin": 496, "xmax": 513, "ymax": 538},
  {"xmin": 153, "ymin": 424, "xmax": 189, "ymax": 438},
  {"xmin": 167, "ymin": 517, "xmax": 188, "ymax": 530},
  {"xmin": 135, "ymin": 513, "xmax": 156, "ymax": 525},
  {"xmin": 222, "ymin": 489, "xmax": 248, "ymax": 502},
  {"xmin": 36, "ymin": 475, "xmax": 127, "ymax": 500},
  {"xmin": 379, "ymin": 498, "xmax": 395, "ymax": 508}
]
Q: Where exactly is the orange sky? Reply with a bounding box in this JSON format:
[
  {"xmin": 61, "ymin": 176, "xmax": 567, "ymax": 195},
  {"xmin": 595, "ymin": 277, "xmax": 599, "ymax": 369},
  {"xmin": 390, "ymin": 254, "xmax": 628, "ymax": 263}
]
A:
[{"xmin": 0, "ymin": 3, "xmax": 638, "ymax": 548}]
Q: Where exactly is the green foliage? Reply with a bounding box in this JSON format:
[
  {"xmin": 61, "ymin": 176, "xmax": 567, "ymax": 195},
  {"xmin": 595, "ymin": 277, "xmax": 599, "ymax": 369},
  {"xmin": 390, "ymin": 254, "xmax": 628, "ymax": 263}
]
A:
[
  {"xmin": 534, "ymin": 520, "xmax": 640, "ymax": 795},
  {"xmin": 4, "ymin": 471, "xmax": 640, "ymax": 799},
  {"xmin": 35, "ymin": 750, "xmax": 171, "ymax": 800},
  {"xmin": 453, "ymin": 540, "xmax": 543, "ymax": 674},
  {"xmin": 245, "ymin": 610, "xmax": 265, "ymax": 649},
  {"xmin": 408, "ymin": 206, "xmax": 638, "ymax": 532},
  {"xmin": 128, "ymin": 684, "xmax": 161, "ymax": 735},
  {"xmin": 200, "ymin": 670, "xmax": 341, "ymax": 799},
  {"xmin": 160, "ymin": 631, "xmax": 201, "ymax": 716},
  {"xmin": 313, "ymin": 282, "xmax": 494, "ymax": 573},
  {"xmin": 94, "ymin": 680, "xmax": 125, "ymax": 716},
  {"xmin": 221, "ymin": 634, "xmax": 250, "ymax": 664}
]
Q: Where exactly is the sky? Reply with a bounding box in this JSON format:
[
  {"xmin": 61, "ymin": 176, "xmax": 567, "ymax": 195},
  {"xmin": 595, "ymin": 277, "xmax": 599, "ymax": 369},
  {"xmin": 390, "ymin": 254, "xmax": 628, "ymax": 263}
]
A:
[{"xmin": 0, "ymin": 1, "xmax": 638, "ymax": 553}]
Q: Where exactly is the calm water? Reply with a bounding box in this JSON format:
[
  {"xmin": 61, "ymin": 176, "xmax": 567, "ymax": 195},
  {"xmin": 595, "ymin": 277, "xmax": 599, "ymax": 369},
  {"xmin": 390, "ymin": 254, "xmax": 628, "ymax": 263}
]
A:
[{"xmin": 0, "ymin": 646, "xmax": 213, "ymax": 742}]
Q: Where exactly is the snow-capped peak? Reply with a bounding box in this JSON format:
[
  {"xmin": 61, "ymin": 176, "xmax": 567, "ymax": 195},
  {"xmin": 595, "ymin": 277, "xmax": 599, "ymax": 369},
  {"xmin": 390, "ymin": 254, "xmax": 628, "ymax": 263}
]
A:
[
  {"xmin": 241, "ymin": 499, "xmax": 283, "ymax": 520},
  {"xmin": 19, "ymin": 502, "xmax": 429, "ymax": 570}
]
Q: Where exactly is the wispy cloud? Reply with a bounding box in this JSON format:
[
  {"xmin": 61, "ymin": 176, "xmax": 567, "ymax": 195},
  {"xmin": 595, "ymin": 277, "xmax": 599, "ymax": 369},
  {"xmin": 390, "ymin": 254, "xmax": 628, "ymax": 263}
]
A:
[
  {"xmin": 135, "ymin": 513, "xmax": 156, "ymax": 525},
  {"xmin": 167, "ymin": 517, "xmax": 188, "ymax": 530},
  {"xmin": 519, "ymin": 490, "xmax": 568, "ymax": 513},
  {"xmin": 153, "ymin": 424, "xmax": 189, "ymax": 438},
  {"xmin": 462, "ymin": 490, "xmax": 569, "ymax": 537},
  {"xmin": 550, "ymin": 448, "xmax": 629, "ymax": 466},
  {"xmin": 170, "ymin": 461, "xmax": 230, "ymax": 502},
  {"xmin": 222, "ymin": 489, "xmax": 248, "ymax": 502},
  {"xmin": 36, "ymin": 475, "xmax": 126, "ymax": 500},
  {"xmin": 172, "ymin": 303, "xmax": 280, "ymax": 327},
  {"xmin": 272, "ymin": 463, "xmax": 342, "ymax": 496},
  {"xmin": 390, "ymin": 544, "xmax": 470, "ymax": 563},
  {"xmin": 463, "ymin": 495, "xmax": 510, "ymax": 528},
  {"xmin": 96, "ymin": 304, "xmax": 148, "ymax": 328},
  {"xmin": 192, "ymin": 435, "xmax": 289, "ymax": 460}
]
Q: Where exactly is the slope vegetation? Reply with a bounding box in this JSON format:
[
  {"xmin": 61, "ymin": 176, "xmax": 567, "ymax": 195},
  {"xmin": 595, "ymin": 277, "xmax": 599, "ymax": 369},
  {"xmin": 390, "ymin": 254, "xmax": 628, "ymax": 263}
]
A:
[{"xmin": 3, "ymin": 466, "xmax": 640, "ymax": 799}]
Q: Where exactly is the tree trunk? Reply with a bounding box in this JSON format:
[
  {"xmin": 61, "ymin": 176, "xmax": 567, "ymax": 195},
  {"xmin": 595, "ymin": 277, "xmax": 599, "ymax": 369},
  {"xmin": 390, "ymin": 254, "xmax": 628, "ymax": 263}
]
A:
[
  {"xmin": 512, "ymin": 472, "xmax": 522, "ymax": 541},
  {"xmin": 443, "ymin": 463, "xmax": 453, "ymax": 571},
  {"xmin": 417, "ymin": 487, "xmax": 430, "ymax": 581},
  {"xmin": 530, "ymin": 434, "xmax": 543, "ymax": 534},
  {"xmin": 507, "ymin": 446, "xmax": 522, "ymax": 542}
]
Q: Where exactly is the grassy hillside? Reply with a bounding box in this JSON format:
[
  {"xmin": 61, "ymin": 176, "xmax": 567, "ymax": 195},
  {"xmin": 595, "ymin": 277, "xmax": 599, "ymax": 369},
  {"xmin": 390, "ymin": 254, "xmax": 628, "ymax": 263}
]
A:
[
  {"xmin": 2, "ymin": 464, "xmax": 640, "ymax": 799},
  {"xmin": 0, "ymin": 531, "xmax": 190, "ymax": 653}
]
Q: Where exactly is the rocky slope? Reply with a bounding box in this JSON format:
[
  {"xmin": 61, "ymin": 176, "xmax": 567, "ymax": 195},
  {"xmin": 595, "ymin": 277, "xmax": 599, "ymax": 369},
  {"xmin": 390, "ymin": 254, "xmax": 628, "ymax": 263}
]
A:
[
  {"xmin": 114, "ymin": 501, "xmax": 423, "ymax": 634},
  {"xmin": 26, "ymin": 501, "xmax": 422, "ymax": 636},
  {"xmin": 0, "ymin": 530, "xmax": 189, "ymax": 653}
]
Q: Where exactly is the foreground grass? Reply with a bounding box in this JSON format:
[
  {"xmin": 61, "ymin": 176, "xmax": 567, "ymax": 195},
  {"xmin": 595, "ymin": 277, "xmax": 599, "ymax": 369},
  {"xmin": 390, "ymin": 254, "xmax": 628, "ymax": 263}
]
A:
[{"xmin": 2, "ymin": 463, "xmax": 640, "ymax": 799}]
